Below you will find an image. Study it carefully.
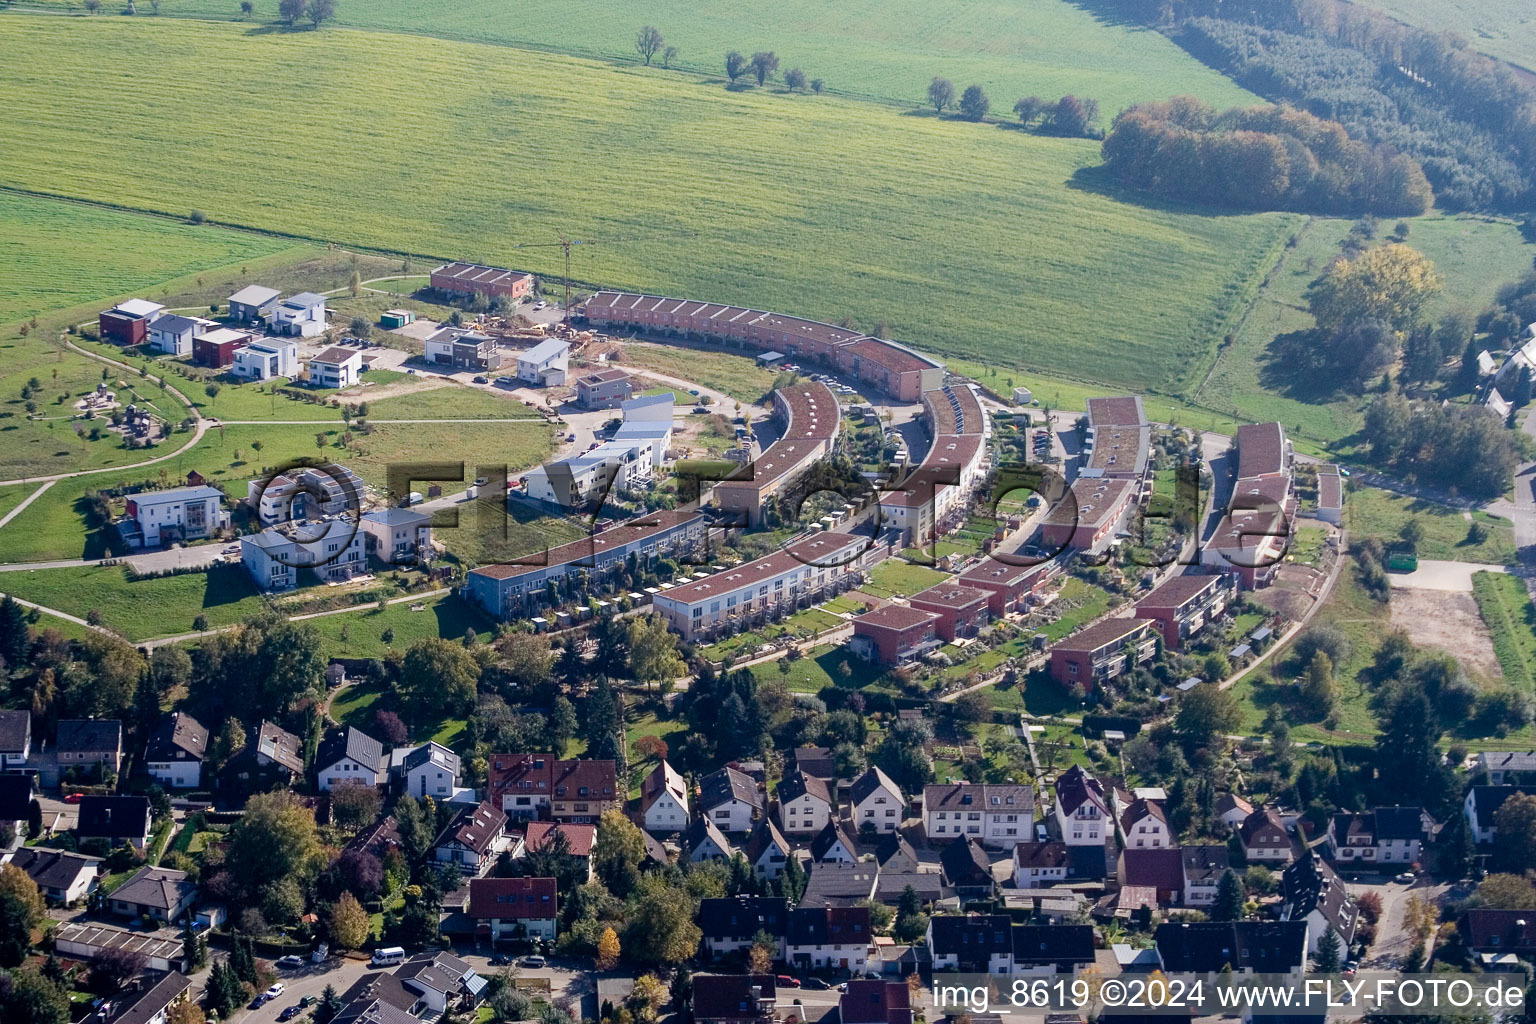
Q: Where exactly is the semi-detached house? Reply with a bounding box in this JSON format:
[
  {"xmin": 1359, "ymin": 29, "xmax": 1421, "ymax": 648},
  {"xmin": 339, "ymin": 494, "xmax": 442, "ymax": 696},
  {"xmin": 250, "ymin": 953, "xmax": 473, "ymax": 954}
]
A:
[
  {"xmin": 486, "ymin": 754, "xmax": 620, "ymax": 824},
  {"xmin": 1327, "ymin": 807, "xmax": 1432, "ymax": 865},
  {"xmin": 924, "ymin": 782, "xmax": 1034, "ymax": 849}
]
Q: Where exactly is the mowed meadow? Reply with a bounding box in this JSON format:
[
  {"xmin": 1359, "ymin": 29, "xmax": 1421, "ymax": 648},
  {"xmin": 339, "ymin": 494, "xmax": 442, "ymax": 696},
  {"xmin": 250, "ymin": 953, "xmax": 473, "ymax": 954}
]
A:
[
  {"xmin": 0, "ymin": 17, "xmax": 1298, "ymax": 393},
  {"xmin": 18, "ymin": 0, "xmax": 1260, "ymax": 113}
]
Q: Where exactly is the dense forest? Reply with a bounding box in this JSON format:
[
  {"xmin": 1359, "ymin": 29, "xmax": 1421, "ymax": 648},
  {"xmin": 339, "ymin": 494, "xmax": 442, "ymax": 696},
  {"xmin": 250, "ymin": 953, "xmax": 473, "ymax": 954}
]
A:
[
  {"xmin": 1102, "ymin": 98, "xmax": 1431, "ymax": 214},
  {"xmin": 1105, "ymin": 0, "xmax": 1536, "ymax": 211}
]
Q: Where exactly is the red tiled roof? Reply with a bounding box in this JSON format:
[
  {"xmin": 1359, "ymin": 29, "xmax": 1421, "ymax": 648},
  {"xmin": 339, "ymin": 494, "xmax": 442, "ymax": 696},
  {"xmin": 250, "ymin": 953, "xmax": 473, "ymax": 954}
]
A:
[
  {"xmin": 468, "ymin": 511, "xmax": 701, "ymax": 581},
  {"xmin": 524, "ymin": 821, "xmax": 597, "ymax": 857},
  {"xmin": 1236, "ymin": 422, "xmax": 1287, "ymax": 478},
  {"xmin": 853, "ymin": 604, "xmax": 939, "ymax": 633},
  {"xmin": 1051, "ymin": 616, "xmax": 1154, "ymax": 654},
  {"xmin": 1136, "ymin": 574, "xmax": 1223, "ymax": 613},
  {"xmin": 467, "ymin": 876, "xmax": 556, "ymax": 920}
]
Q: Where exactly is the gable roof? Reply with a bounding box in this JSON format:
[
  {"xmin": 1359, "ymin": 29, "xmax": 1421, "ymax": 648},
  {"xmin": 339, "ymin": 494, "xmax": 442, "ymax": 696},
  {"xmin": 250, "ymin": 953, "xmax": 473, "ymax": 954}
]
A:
[
  {"xmin": 0, "ymin": 709, "xmax": 30, "ymax": 753},
  {"xmin": 1012, "ymin": 841, "xmax": 1070, "ymax": 871},
  {"xmin": 684, "ymin": 817, "xmax": 734, "ymax": 859},
  {"xmin": 792, "ymin": 746, "xmax": 838, "ymax": 780},
  {"xmin": 467, "ymin": 876, "xmax": 557, "ymax": 920},
  {"xmin": 255, "ymin": 720, "xmax": 305, "ymax": 774},
  {"xmin": 229, "ymin": 284, "xmax": 281, "ymax": 307},
  {"xmin": 1461, "ymin": 909, "xmax": 1536, "ymax": 951},
  {"xmin": 799, "ymin": 861, "xmax": 878, "ymax": 908},
  {"xmin": 927, "ymin": 914, "xmax": 1012, "ymax": 956},
  {"xmin": 701, "ymin": 766, "xmax": 761, "ymax": 812},
  {"xmin": 1281, "ymin": 854, "xmax": 1358, "ymax": 945},
  {"xmin": 1154, "ymin": 921, "xmax": 1307, "ymax": 972},
  {"xmin": 940, "ymin": 837, "xmax": 993, "ymax": 887},
  {"xmin": 434, "ymin": 801, "xmax": 507, "ymax": 856},
  {"xmin": 744, "ymin": 819, "xmax": 790, "ymax": 865},
  {"xmin": 810, "ymin": 820, "xmax": 857, "ymax": 862},
  {"xmin": 6, "ymin": 846, "xmax": 101, "ymax": 891},
  {"xmin": 78, "ymin": 795, "xmax": 151, "ymax": 840},
  {"xmin": 692, "ymin": 974, "xmax": 777, "ymax": 1020},
  {"xmin": 1120, "ymin": 797, "xmax": 1168, "ymax": 833},
  {"xmin": 318, "ymin": 726, "xmax": 385, "ymax": 775},
  {"xmin": 1012, "ymin": 924, "xmax": 1095, "ymax": 967},
  {"xmin": 55, "ymin": 719, "xmax": 123, "ymax": 755},
  {"xmin": 640, "ymin": 760, "xmax": 688, "ymax": 815},
  {"xmin": 394, "ymin": 951, "xmax": 476, "ymax": 997},
  {"xmin": 1120, "ymin": 848, "xmax": 1184, "ymax": 895},
  {"xmin": 925, "ymin": 782, "xmax": 1033, "ymax": 814},
  {"xmin": 851, "ymin": 766, "xmax": 902, "ymax": 806},
  {"xmin": 525, "ymin": 820, "xmax": 596, "ymax": 858},
  {"xmin": 1054, "ymin": 766, "xmax": 1107, "ymax": 817},
  {"xmin": 876, "ymin": 833, "xmax": 920, "ymax": 872},
  {"xmin": 1239, "ymin": 807, "xmax": 1290, "ymax": 849},
  {"xmin": 699, "ymin": 896, "xmax": 790, "ymax": 941},
  {"xmin": 111, "ymin": 866, "xmax": 195, "ymax": 910},
  {"xmin": 841, "ymin": 980, "xmax": 913, "ymax": 1024},
  {"xmin": 310, "ymin": 346, "xmax": 360, "ymax": 366},
  {"xmin": 780, "ymin": 768, "xmax": 832, "ymax": 808},
  {"xmin": 789, "ymin": 904, "xmax": 871, "ymax": 945},
  {"xmin": 1180, "ymin": 845, "xmax": 1231, "ymax": 885},
  {"xmin": 402, "ymin": 741, "xmax": 461, "ymax": 776}
]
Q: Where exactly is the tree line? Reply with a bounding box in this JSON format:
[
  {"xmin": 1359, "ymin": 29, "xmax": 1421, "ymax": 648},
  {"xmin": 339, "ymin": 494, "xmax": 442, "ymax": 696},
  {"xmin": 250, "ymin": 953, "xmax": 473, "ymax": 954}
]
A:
[
  {"xmin": 926, "ymin": 78, "xmax": 1100, "ymax": 137},
  {"xmin": 1101, "ymin": 96, "xmax": 1432, "ymax": 215},
  {"xmin": 724, "ymin": 50, "xmax": 821, "ymax": 94}
]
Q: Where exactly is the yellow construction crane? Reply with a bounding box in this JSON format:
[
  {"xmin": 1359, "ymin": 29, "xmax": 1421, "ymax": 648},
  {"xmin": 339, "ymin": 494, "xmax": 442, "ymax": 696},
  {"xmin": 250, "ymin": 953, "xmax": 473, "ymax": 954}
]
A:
[{"xmin": 510, "ymin": 230, "xmax": 695, "ymax": 322}]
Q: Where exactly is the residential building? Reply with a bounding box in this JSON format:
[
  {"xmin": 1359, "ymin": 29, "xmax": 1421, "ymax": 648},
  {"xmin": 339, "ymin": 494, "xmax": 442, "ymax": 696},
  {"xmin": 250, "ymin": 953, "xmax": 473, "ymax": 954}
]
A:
[
  {"xmin": 1460, "ymin": 910, "xmax": 1536, "ymax": 968},
  {"xmin": 0, "ymin": 775, "xmax": 33, "ymax": 850},
  {"xmin": 743, "ymin": 820, "xmax": 791, "ymax": 881},
  {"xmin": 684, "ymin": 817, "xmax": 734, "ymax": 863},
  {"xmin": 467, "ymin": 876, "xmax": 557, "ymax": 942},
  {"xmin": 391, "ymin": 953, "xmax": 484, "ymax": 1016},
  {"xmin": 1048, "ymin": 616, "xmax": 1157, "ymax": 688},
  {"xmin": 424, "ymin": 326, "xmax": 503, "ymax": 371},
  {"xmin": 1133, "ymin": 574, "xmax": 1234, "ymax": 650},
  {"xmin": 108, "ymin": 865, "xmax": 197, "ymax": 921},
  {"xmin": 270, "ymin": 291, "xmax": 328, "ymax": 337},
  {"xmin": 700, "ymin": 766, "xmax": 763, "ymax": 833},
  {"xmin": 231, "ymin": 338, "xmax": 299, "ymax": 381},
  {"xmin": 639, "ymin": 760, "xmax": 690, "ymax": 832},
  {"xmin": 524, "ymin": 442, "xmax": 652, "ymax": 510},
  {"xmin": 810, "ymin": 820, "xmax": 858, "ymax": 864},
  {"xmin": 1119, "ymin": 848, "xmax": 1184, "ymax": 906},
  {"xmin": 432, "ymin": 801, "xmax": 510, "ymax": 876},
  {"xmin": 1238, "ymin": 807, "xmax": 1294, "ymax": 864},
  {"xmin": 798, "ymin": 861, "xmax": 878, "ymax": 909},
  {"xmin": 1465, "ymin": 786, "xmax": 1534, "ymax": 844},
  {"xmin": 227, "ymin": 284, "xmax": 282, "ymax": 324},
  {"xmin": 923, "ymin": 782, "xmax": 1035, "ymax": 849},
  {"xmin": 1477, "ymin": 751, "xmax": 1536, "ymax": 786},
  {"xmin": 1203, "ymin": 505, "xmax": 1291, "ymax": 590},
  {"xmin": 78, "ymin": 796, "xmax": 152, "ymax": 851},
  {"xmin": 712, "ymin": 380, "xmax": 841, "ymax": 529},
  {"xmin": 465, "ymin": 511, "xmax": 704, "ymax": 620},
  {"xmin": 121, "ymin": 485, "xmax": 230, "ymax": 549},
  {"xmin": 430, "ymin": 262, "xmax": 533, "ymax": 301},
  {"xmin": 1154, "ymin": 921, "xmax": 1308, "ymax": 976},
  {"xmin": 56, "ymin": 719, "xmax": 123, "ymax": 773},
  {"xmin": 1013, "ymin": 841, "xmax": 1070, "ymax": 887},
  {"xmin": 787, "ymin": 905, "xmax": 871, "ymax": 972},
  {"xmin": 850, "ymin": 603, "xmax": 943, "ymax": 666},
  {"xmin": 841, "ymin": 980, "xmax": 914, "ymax": 1024},
  {"xmin": 1053, "ymin": 766, "xmax": 1110, "ymax": 847},
  {"xmin": 1012, "ymin": 925, "xmax": 1096, "ymax": 975},
  {"xmin": 698, "ymin": 896, "xmax": 789, "ymax": 958},
  {"xmin": 1082, "ymin": 396, "xmax": 1151, "ymax": 486},
  {"xmin": 850, "ymin": 766, "xmax": 904, "ymax": 834},
  {"xmin": 612, "ymin": 418, "xmax": 673, "ymax": 469},
  {"xmin": 1120, "ymin": 798, "xmax": 1173, "ymax": 850},
  {"xmin": 397, "ymin": 742, "xmax": 462, "ymax": 800},
  {"xmin": 99, "ymin": 299, "xmax": 165, "ymax": 345},
  {"xmin": 691, "ymin": 974, "xmax": 777, "ymax": 1024},
  {"xmin": 575, "ymin": 367, "xmax": 634, "ymax": 409},
  {"xmin": 877, "ymin": 385, "xmax": 989, "ymax": 547},
  {"xmin": 1281, "ymin": 854, "xmax": 1359, "ymax": 955},
  {"xmin": 927, "ymin": 915, "xmax": 1014, "ymax": 973},
  {"xmin": 792, "ymin": 746, "xmax": 839, "ymax": 782},
  {"xmin": 241, "ymin": 520, "xmax": 365, "ymax": 590},
  {"xmin": 486, "ymin": 755, "xmax": 620, "ymax": 823},
  {"xmin": 1215, "ymin": 792, "xmax": 1254, "ymax": 828},
  {"xmin": 1326, "ymin": 807, "xmax": 1432, "ymax": 866},
  {"xmin": 144, "ymin": 712, "xmax": 207, "ymax": 789},
  {"xmin": 83, "ymin": 970, "xmax": 192, "ymax": 1024},
  {"xmin": 941, "ymin": 836, "xmax": 996, "ymax": 898},
  {"xmin": 254, "ymin": 719, "xmax": 305, "ymax": 779},
  {"xmin": 307, "ymin": 345, "xmax": 363, "ymax": 387},
  {"xmin": 957, "ymin": 558, "xmax": 1055, "ymax": 617},
  {"xmin": 1315, "ymin": 467, "xmax": 1343, "ymax": 525},
  {"xmin": 316, "ymin": 726, "xmax": 387, "ymax": 791},
  {"xmin": 523, "ymin": 821, "xmax": 596, "ymax": 877},
  {"xmin": 0, "ymin": 710, "xmax": 30, "ymax": 769},
  {"xmin": 517, "ymin": 338, "xmax": 570, "ymax": 386},
  {"xmin": 147, "ymin": 314, "xmax": 215, "ymax": 357},
  {"xmin": 1039, "ymin": 477, "xmax": 1138, "ymax": 554},
  {"xmin": 192, "ymin": 328, "xmax": 251, "ymax": 368},
  {"xmin": 246, "ymin": 464, "xmax": 366, "ymax": 526},
  {"xmin": 359, "ymin": 507, "xmax": 433, "ymax": 565},
  {"xmin": 778, "ymin": 768, "xmax": 834, "ymax": 836},
  {"xmin": 653, "ymin": 532, "xmax": 872, "ymax": 642},
  {"xmin": 1181, "ymin": 845, "xmax": 1231, "ymax": 907},
  {"xmin": 4, "ymin": 847, "xmax": 101, "ymax": 904},
  {"xmin": 906, "ymin": 584, "xmax": 990, "ymax": 643}
]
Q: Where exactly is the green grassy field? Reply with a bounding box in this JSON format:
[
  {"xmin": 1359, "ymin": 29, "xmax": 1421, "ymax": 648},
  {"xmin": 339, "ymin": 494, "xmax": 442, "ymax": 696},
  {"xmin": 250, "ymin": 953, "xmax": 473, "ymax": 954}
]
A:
[
  {"xmin": 1194, "ymin": 214, "xmax": 1534, "ymax": 445},
  {"xmin": 1344, "ymin": 487, "xmax": 1517, "ymax": 564},
  {"xmin": 1473, "ymin": 571, "xmax": 1536, "ymax": 690},
  {"xmin": 16, "ymin": 0, "xmax": 1259, "ymax": 113},
  {"xmin": 1359, "ymin": 0, "xmax": 1536, "ymax": 71},
  {"xmin": 306, "ymin": 593, "xmax": 494, "ymax": 659},
  {"xmin": 751, "ymin": 643, "xmax": 889, "ymax": 694},
  {"xmin": 0, "ymin": 191, "xmax": 294, "ymax": 327},
  {"xmin": 0, "ymin": 562, "xmax": 267, "ymax": 640},
  {"xmin": 0, "ymin": 17, "xmax": 1298, "ymax": 395}
]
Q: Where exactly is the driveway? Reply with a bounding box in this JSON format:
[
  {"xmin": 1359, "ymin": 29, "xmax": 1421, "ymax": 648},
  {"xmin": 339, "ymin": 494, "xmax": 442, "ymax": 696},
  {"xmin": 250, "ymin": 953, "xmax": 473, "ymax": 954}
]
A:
[
  {"xmin": 1386, "ymin": 559, "xmax": 1507, "ymax": 592},
  {"xmin": 1348, "ymin": 875, "xmax": 1449, "ymax": 970}
]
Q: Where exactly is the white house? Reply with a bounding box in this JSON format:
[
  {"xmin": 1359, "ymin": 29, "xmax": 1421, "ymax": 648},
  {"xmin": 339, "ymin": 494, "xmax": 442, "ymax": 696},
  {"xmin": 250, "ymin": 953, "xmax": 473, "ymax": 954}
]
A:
[
  {"xmin": 850, "ymin": 767, "xmax": 903, "ymax": 834},
  {"xmin": 360, "ymin": 507, "xmax": 433, "ymax": 565},
  {"xmin": 122, "ymin": 485, "xmax": 230, "ymax": 549},
  {"xmin": 0, "ymin": 710, "xmax": 32, "ymax": 770},
  {"xmin": 4, "ymin": 847, "xmax": 101, "ymax": 905},
  {"xmin": 468, "ymin": 877, "xmax": 557, "ymax": 942},
  {"xmin": 923, "ymin": 782, "xmax": 1035, "ymax": 850},
  {"xmin": 146, "ymin": 314, "xmax": 215, "ymax": 357},
  {"xmin": 809, "ymin": 821, "xmax": 857, "ymax": 864},
  {"xmin": 699, "ymin": 766, "xmax": 761, "ymax": 833},
  {"xmin": 1282, "ymin": 855, "xmax": 1359, "ymax": 956},
  {"xmin": 1053, "ymin": 766, "xmax": 1109, "ymax": 847},
  {"xmin": 787, "ymin": 906, "xmax": 871, "ymax": 973},
  {"xmin": 307, "ymin": 346, "xmax": 363, "ymax": 388},
  {"xmin": 270, "ymin": 291, "xmax": 328, "ymax": 337},
  {"xmin": 517, "ymin": 338, "xmax": 569, "ymax": 386},
  {"xmin": 108, "ymin": 866, "xmax": 197, "ymax": 922},
  {"xmin": 1327, "ymin": 807, "xmax": 1431, "ymax": 866},
  {"xmin": 524, "ymin": 443, "xmax": 650, "ymax": 509},
  {"xmin": 241, "ymin": 521, "xmax": 365, "ymax": 591},
  {"xmin": 231, "ymin": 339, "xmax": 299, "ymax": 381},
  {"xmin": 622, "ymin": 392, "xmax": 675, "ymax": 423},
  {"xmin": 778, "ymin": 769, "xmax": 834, "ymax": 836},
  {"xmin": 611, "ymin": 420, "xmax": 673, "ymax": 469},
  {"xmin": 396, "ymin": 742, "xmax": 462, "ymax": 800},
  {"xmin": 1181, "ymin": 845, "xmax": 1230, "ymax": 907},
  {"xmin": 392, "ymin": 952, "xmax": 484, "ymax": 1015},
  {"xmin": 743, "ymin": 820, "xmax": 791, "ymax": 881},
  {"xmin": 316, "ymin": 726, "xmax": 387, "ymax": 791},
  {"xmin": 1238, "ymin": 807, "xmax": 1295, "ymax": 864},
  {"xmin": 247, "ymin": 465, "xmax": 365, "ymax": 526},
  {"xmin": 432, "ymin": 801, "xmax": 511, "ymax": 877},
  {"xmin": 685, "ymin": 817, "xmax": 734, "ymax": 863},
  {"xmin": 1119, "ymin": 798, "xmax": 1172, "ymax": 850},
  {"xmin": 1012, "ymin": 841, "xmax": 1070, "ymax": 887},
  {"xmin": 228, "ymin": 284, "xmax": 282, "ymax": 324},
  {"xmin": 144, "ymin": 712, "xmax": 206, "ymax": 789},
  {"xmin": 1215, "ymin": 793, "xmax": 1254, "ymax": 828},
  {"xmin": 639, "ymin": 761, "xmax": 690, "ymax": 832}
]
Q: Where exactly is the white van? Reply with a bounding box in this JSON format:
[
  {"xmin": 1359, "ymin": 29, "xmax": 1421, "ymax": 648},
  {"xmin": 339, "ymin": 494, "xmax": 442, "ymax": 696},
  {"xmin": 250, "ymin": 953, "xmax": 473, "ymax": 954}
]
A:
[{"xmin": 371, "ymin": 947, "xmax": 406, "ymax": 967}]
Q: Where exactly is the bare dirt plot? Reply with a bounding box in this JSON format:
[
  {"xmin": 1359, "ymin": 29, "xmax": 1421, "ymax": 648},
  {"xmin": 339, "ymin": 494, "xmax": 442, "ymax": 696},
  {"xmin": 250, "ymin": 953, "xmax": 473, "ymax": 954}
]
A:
[{"xmin": 1388, "ymin": 588, "xmax": 1503, "ymax": 682}]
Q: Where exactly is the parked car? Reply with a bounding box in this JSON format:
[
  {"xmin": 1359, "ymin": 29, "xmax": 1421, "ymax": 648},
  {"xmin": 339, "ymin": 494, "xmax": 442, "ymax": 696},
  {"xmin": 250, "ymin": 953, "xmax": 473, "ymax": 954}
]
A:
[
  {"xmin": 63, "ymin": 792, "xmax": 83, "ymax": 804},
  {"xmin": 1395, "ymin": 872, "xmax": 1416, "ymax": 884},
  {"xmin": 265, "ymin": 984, "xmax": 286, "ymax": 1001},
  {"xmin": 534, "ymin": 301, "xmax": 547, "ymax": 310},
  {"xmin": 520, "ymin": 955, "xmax": 547, "ymax": 968},
  {"xmin": 688, "ymin": 389, "xmax": 699, "ymax": 396},
  {"xmin": 473, "ymin": 375, "xmax": 489, "ymax": 384},
  {"xmin": 490, "ymin": 954, "xmax": 514, "ymax": 966},
  {"xmin": 275, "ymin": 955, "xmax": 305, "ymax": 970},
  {"xmin": 776, "ymin": 975, "xmax": 801, "ymax": 989},
  {"xmin": 803, "ymin": 979, "xmax": 831, "ymax": 991},
  {"xmin": 300, "ymin": 996, "xmax": 318, "ymax": 1008},
  {"xmin": 278, "ymin": 1006, "xmax": 303, "ymax": 1022}
]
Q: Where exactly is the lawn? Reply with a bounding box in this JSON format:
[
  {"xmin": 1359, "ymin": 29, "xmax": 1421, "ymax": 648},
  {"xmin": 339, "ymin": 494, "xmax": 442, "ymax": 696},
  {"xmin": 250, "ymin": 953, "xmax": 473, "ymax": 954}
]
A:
[
  {"xmin": 25, "ymin": 0, "xmax": 1259, "ymax": 114},
  {"xmin": 0, "ymin": 17, "xmax": 1299, "ymax": 395},
  {"xmin": 750, "ymin": 644, "xmax": 888, "ymax": 694},
  {"xmin": 304, "ymin": 593, "xmax": 495, "ymax": 659},
  {"xmin": 1288, "ymin": 524, "xmax": 1328, "ymax": 566},
  {"xmin": 1472, "ymin": 571, "xmax": 1536, "ymax": 691},
  {"xmin": 1194, "ymin": 214, "xmax": 1534, "ymax": 446},
  {"xmin": 623, "ymin": 345, "xmax": 782, "ymax": 407},
  {"xmin": 698, "ymin": 606, "xmax": 847, "ymax": 661},
  {"xmin": 0, "ymin": 191, "xmax": 294, "ymax": 328},
  {"xmin": 1036, "ymin": 577, "xmax": 1116, "ymax": 642},
  {"xmin": 1345, "ymin": 487, "xmax": 1516, "ymax": 564},
  {"xmin": 366, "ymin": 384, "xmax": 542, "ymax": 420},
  {"xmin": 861, "ymin": 560, "xmax": 949, "ymax": 598},
  {"xmin": 0, "ymin": 562, "xmax": 268, "ymax": 640},
  {"xmin": 333, "ymin": 678, "xmax": 467, "ymax": 746}
]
